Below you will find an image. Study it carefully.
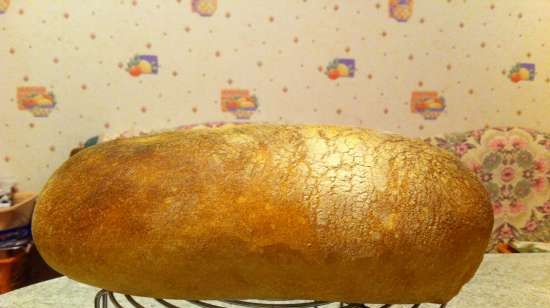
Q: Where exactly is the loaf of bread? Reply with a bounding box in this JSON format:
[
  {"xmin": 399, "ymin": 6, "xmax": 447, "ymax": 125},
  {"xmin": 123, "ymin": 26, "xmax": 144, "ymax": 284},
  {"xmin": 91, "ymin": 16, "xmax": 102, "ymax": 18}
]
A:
[{"xmin": 32, "ymin": 124, "xmax": 493, "ymax": 304}]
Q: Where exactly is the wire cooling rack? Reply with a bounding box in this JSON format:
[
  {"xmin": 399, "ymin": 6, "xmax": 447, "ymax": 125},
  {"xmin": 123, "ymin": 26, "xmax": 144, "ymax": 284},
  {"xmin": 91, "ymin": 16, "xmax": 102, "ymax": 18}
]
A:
[{"xmin": 94, "ymin": 289, "xmax": 447, "ymax": 308}]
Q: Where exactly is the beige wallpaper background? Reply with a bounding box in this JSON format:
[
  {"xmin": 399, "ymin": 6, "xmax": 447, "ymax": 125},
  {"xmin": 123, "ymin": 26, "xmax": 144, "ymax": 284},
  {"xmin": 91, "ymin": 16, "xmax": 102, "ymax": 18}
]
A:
[{"xmin": 1, "ymin": 0, "xmax": 549, "ymax": 192}]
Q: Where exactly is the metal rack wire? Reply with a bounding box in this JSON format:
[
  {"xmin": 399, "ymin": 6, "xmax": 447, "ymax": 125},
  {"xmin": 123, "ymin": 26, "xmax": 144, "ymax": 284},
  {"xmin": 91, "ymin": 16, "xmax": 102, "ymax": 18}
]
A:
[{"xmin": 94, "ymin": 289, "xmax": 447, "ymax": 308}]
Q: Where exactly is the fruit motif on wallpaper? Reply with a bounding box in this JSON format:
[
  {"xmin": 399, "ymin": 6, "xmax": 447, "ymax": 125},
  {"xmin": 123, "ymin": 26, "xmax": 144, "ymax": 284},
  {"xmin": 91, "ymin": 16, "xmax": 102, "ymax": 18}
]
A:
[
  {"xmin": 325, "ymin": 58, "xmax": 355, "ymax": 80},
  {"xmin": 191, "ymin": 0, "xmax": 217, "ymax": 17},
  {"xmin": 16, "ymin": 87, "xmax": 57, "ymax": 117},
  {"xmin": 508, "ymin": 63, "xmax": 535, "ymax": 83},
  {"xmin": 221, "ymin": 89, "xmax": 258, "ymax": 120},
  {"xmin": 410, "ymin": 91, "xmax": 446, "ymax": 120},
  {"xmin": 0, "ymin": 0, "xmax": 10, "ymax": 14},
  {"xmin": 389, "ymin": 0, "xmax": 414, "ymax": 22},
  {"xmin": 126, "ymin": 55, "xmax": 159, "ymax": 77}
]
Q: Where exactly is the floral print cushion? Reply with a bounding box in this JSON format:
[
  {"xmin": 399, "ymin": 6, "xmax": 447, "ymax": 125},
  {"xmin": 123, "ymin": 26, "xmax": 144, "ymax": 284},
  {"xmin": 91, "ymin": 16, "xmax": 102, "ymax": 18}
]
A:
[
  {"xmin": 78, "ymin": 124, "xmax": 549, "ymax": 253},
  {"xmin": 425, "ymin": 127, "xmax": 550, "ymax": 253}
]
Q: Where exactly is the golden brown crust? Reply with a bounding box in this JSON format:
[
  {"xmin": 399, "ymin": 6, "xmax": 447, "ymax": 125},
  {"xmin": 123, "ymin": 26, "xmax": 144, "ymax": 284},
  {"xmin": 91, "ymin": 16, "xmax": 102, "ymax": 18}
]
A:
[{"xmin": 32, "ymin": 124, "xmax": 493, "ymax": 304}]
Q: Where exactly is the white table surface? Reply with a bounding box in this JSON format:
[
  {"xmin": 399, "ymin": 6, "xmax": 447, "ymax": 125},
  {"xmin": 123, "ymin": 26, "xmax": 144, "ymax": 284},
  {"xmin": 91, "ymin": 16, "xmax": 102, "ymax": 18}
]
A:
[{"xmin": 0, "ymin": 253, "xmax": 549, "ymax": 308}]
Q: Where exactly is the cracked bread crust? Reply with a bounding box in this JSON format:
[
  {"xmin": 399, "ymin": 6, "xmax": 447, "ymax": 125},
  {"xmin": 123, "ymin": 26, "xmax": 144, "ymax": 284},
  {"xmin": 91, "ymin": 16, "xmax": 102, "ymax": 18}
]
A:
[{"xmin": 32, "ymin": 124, "xmax": 493, "ymax": 304}]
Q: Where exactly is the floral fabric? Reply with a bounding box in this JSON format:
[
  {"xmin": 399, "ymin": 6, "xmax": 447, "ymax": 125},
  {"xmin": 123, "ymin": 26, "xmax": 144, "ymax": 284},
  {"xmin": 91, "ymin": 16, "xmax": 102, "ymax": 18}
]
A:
[
  {"xmin": 78, "ymin": 124, "xmax": 549, "ymax": 253},
  {"xmin": 425, "ymin": 127, "xmax": 550, "ymax": 252}
]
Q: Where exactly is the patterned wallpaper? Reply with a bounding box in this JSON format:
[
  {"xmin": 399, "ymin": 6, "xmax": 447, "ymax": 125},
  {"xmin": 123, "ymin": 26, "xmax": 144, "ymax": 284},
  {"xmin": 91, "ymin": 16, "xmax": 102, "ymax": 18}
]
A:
[{"xmin": 1, "ymin": 0, "xmax": 549, "ymax": 192}]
